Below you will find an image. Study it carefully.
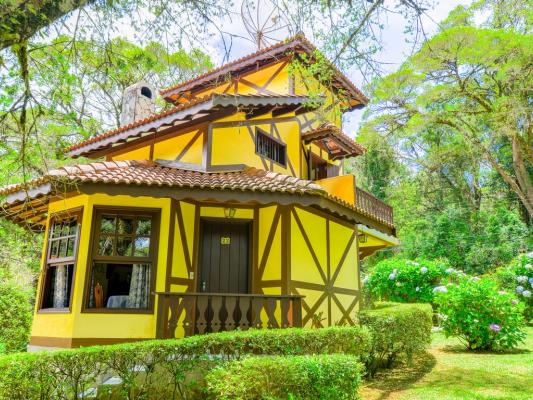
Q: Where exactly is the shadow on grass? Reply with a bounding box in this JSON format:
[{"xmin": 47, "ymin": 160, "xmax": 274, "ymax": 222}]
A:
[
  {"xmin": 439, "ymin": 344, "xmax": 531, "ymax": 355},
  {"xmin": 363, "ymin": 352, "xmax": 437, "ymax": 400}
]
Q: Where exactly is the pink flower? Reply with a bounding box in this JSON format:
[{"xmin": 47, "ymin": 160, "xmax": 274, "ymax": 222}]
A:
[{"xmin": 489, "ymin": 323, "xmax": 501, "ymax": 332}]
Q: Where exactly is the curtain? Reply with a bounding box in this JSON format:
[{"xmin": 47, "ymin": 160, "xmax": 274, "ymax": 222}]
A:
[
  {"xmin": 128, "ymin": 264, "xmax": 150, "ymax": 309},
  {"xmin": 52, "ymin": 265, "xmax": 68, "ymax": 308}
]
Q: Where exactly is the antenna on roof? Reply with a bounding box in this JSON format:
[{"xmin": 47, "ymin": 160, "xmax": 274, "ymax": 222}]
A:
[{"xmin": 241, "ymin": 0, "xmax": 286, "ymax": 50}]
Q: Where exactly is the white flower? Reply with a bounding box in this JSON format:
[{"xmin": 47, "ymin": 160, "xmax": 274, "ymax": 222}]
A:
[
  {"xmin": 517, "ymin": 275, "xmax": 528, "ymax": 283},
  {"xmin": 529, "ymin": 277, "xmax": 533, "ymax": 286},
  {"xmin": 420, "ymin": 267, "xmax": 428, "ymax": 274},
  {"xmin": 470, "ymin": 276, "xmax": 480, "ymax": 282},
  {"xmin": 396, "ymin": 282, "xmax": 402, "ymax": 287},
  {"xmin": 527, "ymin": 251, "xmax": 533, "ymax": 258},
  {"xmin": 389, "ymin": 273, "xmax": 396, "ymax": 281},
  {"xmin": 433, "ymin": 286, "xmax": 448, "ymax": 294},
  {"xmin": 525, "ymin": 264, "xmax": 532, "ymax": 270},
  {"xmin": 363, "ymin": 277, "xmax": 369, "ymax": 285},
  {"xmin": 415, "ymin": 286, "xmax": 420, "ymax": 292},
  {"xmin": 498, "ymin": 291, "xmax": 507, "ymax": 295},
  {"xmin": 523, "ymin": 290, "xmax": 531, "ymax": 298},
  {"xmin": 473, "ymin": 319, "xmax": 479, "ymax": 323},
  {"xmin": 516, "ymin": 286, "xmax": 525, "ymax": 294},
  {"xmin": 445, "ymin": 268, "xmax": 455, "ymax": 274}
]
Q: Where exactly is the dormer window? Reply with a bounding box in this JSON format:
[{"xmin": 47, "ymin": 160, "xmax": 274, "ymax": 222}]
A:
[{"xmin": 255, "ymin": 128, "xmax": 286, "ymax": 167}]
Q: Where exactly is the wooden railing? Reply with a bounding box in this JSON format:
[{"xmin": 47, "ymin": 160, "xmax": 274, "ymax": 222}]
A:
[
  {"xmin": 156, "ymin": 292, "xmax": 304, "ymax": 339},
  {"xmin": 355, "ymin": 187, "xmax": 394, "ymax": 226}
]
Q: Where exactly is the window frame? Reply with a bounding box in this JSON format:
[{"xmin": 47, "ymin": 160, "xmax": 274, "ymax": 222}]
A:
[
  {"xmin": 38, "ymin": 207, "xmax": 83, "ymax": 314},
  {"xmin": 82, "ymin": 206, "xmax": 161, "ymax": 315},
  {"xmin": 255, "ymin": 127, "xmax": 287, "ymax": 167}
]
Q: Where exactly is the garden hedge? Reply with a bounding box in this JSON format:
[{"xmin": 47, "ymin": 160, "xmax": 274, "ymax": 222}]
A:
[
  {"xmin": 0, "ymin": 326, "xmax": 371, "ymax": 400},
  {"xmin": 358, "ymin": 302, "xmax": 433, "ymax": 376},
  {"xmin": 206, "ymin": 354, "xmax": 363, "ymax": 400}
]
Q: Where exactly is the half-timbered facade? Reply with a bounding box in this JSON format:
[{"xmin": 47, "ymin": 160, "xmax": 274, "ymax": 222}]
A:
[{"xmin": 0, "ymin": 34, "xmax": 397, "ymax": 349}]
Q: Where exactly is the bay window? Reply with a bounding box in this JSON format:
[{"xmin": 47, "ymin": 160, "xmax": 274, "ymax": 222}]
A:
[
  {"xmin": 40, "ymin": 209, "xmax": 82, "ymax": 311},
  {"xmin": 85, "ymin": 209, "xmax": 159, "ymax": 312}
]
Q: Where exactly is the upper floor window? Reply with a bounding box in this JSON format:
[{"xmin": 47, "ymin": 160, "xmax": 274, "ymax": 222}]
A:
[
  {"xmin": 255, "ymin": 128, "xmax": 286, "ymax": 167},
  {"xmin": 85, "ymin": 209, "xmax": 159, "ymax": 312},
  {"xmin": 40, "ymin": 209, "xmax": 82, "ymax": 311}
]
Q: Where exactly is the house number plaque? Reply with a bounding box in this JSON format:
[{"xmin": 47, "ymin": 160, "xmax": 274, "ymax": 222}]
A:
[{"xmin": 220, "ymin": 236, "xmax": 231, "ymax": 245}]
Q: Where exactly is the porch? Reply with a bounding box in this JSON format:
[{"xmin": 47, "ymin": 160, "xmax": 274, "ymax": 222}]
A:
[{"xmin": 156, "ymin": 292, "xmax": 304, "ymax": 338}]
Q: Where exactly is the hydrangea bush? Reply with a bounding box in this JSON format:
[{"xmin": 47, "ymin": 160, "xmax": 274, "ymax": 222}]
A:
[
  {"xmin": 493, "ymin": 252, "xmax": 533, "ymax": 321},
  {"xmin": 365, "ymin": 257, "xmax": 454, "ymax": 304},
  {"xmin": 435, "ymin": 277, "xmax": 526, "ymax": 350}
]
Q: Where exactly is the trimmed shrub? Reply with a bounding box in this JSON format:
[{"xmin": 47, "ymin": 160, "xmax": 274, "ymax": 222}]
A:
[
  {"xmin": 493, "ymin": 252, "xmax": 533, "ymax": 321},
  {"xmin": 0, "ymin": 279, "xmax": 33, "ymax": 353},
  {"xmin": 435, "ymin": 277, "xmax": 526, "ymax": 350},
  {"xmin": 0, "ymin": 326, "xmax": 371, "ymax": 400},
  {"xmin": 365, "ymin": 257, "xmax": 455, "ymax": 305},
  {"xmin": 206, "ymin": 354, "xmax": 363, "ymax": 400},
  {"xmin": 358, "ymin": 302, "xmax": 433, "ymax": 376}
]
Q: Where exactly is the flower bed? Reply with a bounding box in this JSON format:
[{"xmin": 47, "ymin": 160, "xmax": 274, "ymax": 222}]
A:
[{"xmin": 435, "ymin": 277, "xmax": 526, "ymax": 350}]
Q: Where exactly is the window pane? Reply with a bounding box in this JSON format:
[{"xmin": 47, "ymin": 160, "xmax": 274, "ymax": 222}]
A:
[
  {"xmin": 117, "ymin": 237, "xmax": 133, "ymax": 256},
  {"xmin": 98, "ymin": 235, "xmax": 114, "ymax": 256},
  {"xmin": 61, "ymin": 222, "xmax": 70, "ymax": 236},
  {"xmin": 134, "ymin": 237, "xmax": 150, "ymax": 257},
  {"xmin": 68, "ymin": 219, "xmax": 78, "ymax": 235},
  {"xmin": 87, "ymin": 263, "xmax": 150, "ymax": 310},
  {"xmin": 50, "ymin": 240, "xmax": 59, "ymax": 258},
  {"xmin": 53, "ymin": 222, "xmax": 62, "ymax": 238},
  {"xmin": 117, "ymin": 217, "xmax": 134, "ymax": 235},
  {"xmin": 42, "ymin": 264, "xmax": 73, "ymax": 309},
  {"xmin": 100, "ymin": 216, "xmax": 116, "ymax": 234},
  {"xmin": 58, "ymin": 239, "xmax": 68, "ymax": 258},
  {"xmin": 136, "ymin": 218, "xmax": 151, "ymax": 236},
  {"xmin": 66, "ymin": 238, "xmax": 75, "ymax": 258}
]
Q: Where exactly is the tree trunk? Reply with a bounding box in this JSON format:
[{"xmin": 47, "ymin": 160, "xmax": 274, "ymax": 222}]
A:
[{"xmin": 0, "ymin": 0, "xmax": 94, "ymax": 50}]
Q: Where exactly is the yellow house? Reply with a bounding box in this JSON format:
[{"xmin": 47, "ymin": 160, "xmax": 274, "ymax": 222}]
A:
[{"xmin": 0, "ymin": 34, "xmax": 397, "ymax": 350}]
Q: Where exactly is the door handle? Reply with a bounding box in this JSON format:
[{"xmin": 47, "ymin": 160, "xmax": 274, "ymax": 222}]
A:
[{"xmin": 201, "ymin": 281, "xmax": 206, "ymax": 292}]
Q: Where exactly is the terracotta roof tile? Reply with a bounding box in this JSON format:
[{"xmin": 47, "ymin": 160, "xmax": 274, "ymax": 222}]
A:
[
  {"xmin": 302, "ymin": 123, "xmax": 366, "ymax": 156},
  {"xmin": 0, "ymin": 161, "xmax": 395, "ymax": 230},
  {"xmin": 0, "ymin": 161, "xmax": 324, "ymax": 197},
  {"xmin": 160, "ymin": 33, "xmax": 368, "ymax": 106},
  {"xmin": 66, "ymin": 94, "xmax": 312, "ymax": 156}
]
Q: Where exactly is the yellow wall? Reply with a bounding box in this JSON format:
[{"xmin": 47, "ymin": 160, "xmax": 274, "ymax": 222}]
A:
[
  {"xmin": 210, "ymin": 116, "xmax": 301, "ymax": 176},
  {"xmin": 316, "ymin": 175, "xmax": 356, "ymax": 205},
  {"xmin": 289, "ymin": 206, "xmax": 359, "ymax": 327},
  {"xmin": 32, "ymin": 196, "xmax": 362, "ymax": 344},
  {"xmin": 31, "ymin": 194, "xmax": 172, "ymax": 342}
]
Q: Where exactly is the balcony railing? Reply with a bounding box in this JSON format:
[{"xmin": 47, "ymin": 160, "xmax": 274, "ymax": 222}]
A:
[
  {"xmin": 355, "ymin": 187, "xmax": 394, "ymax": 226},
  {"xmin": 156, "ymin": 292, "xmax": 304, "ymax": 339}
]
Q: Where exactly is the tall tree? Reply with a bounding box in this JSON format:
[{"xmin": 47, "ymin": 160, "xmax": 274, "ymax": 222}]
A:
[{"xmin": 362, "ymin": 2, "xmax": 533, "ymax": 220}]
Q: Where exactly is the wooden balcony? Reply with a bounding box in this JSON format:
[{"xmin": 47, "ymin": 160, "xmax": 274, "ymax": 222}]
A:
[
  {"xmin": 156, "ymin": 292, "xmax": 304, "ymax": 339},
  {"xmin": 355, "ymin": 187, "xmax": 394, "ymax": 226}
]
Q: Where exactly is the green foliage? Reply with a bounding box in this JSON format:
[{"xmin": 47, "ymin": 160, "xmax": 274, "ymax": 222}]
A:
[
  {"xmin": 0, "ymin": 278, "xmax": 33, "ymax": 353},
  {"xmin": 0, "ymin": 326, "xmax": 371, "ymax": 399},
  {"xmin": 358, "ymin": 302, "xmax": 433, "ymax": 376},
  {"xmin": 493, "ymin": 252, "xmax": 533, "ymax": 321},
  {"xmin": 435, "ymin": 277, "xmax": 526, "ymax": 350},
  {"xmin": 365, "ymin": 256, "xmax": 453, "ymax": 305},
  {"xmin": 205, "ymin": 354, "xmax": 363, "ymax": 400}
]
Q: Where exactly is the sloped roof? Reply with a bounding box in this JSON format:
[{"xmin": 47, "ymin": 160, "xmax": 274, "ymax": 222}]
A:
[
  {"xmin": 66, "ymin": 93, "xmax": 314, "ymax": 158},
  {"xmin": 160, "ymin": 33, "xmax": 368, "ymax": 107},
  {"xmin": 0, "ymin": 161, "xmax": 395, "ymax": 233},
  {"xmin": 301, "ymin": 123, "xmax": 366, "ymax": 158}
]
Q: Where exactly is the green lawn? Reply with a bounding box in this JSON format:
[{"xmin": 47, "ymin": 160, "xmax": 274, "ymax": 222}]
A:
[{"xmin": 361, "ymin": 326, "xmax": 533, "ymax": 400}]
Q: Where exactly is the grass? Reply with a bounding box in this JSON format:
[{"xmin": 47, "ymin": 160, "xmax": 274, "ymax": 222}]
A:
[{"xmin": 361, "ymin": 326, "xmax": 533, "ymax": 400}]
